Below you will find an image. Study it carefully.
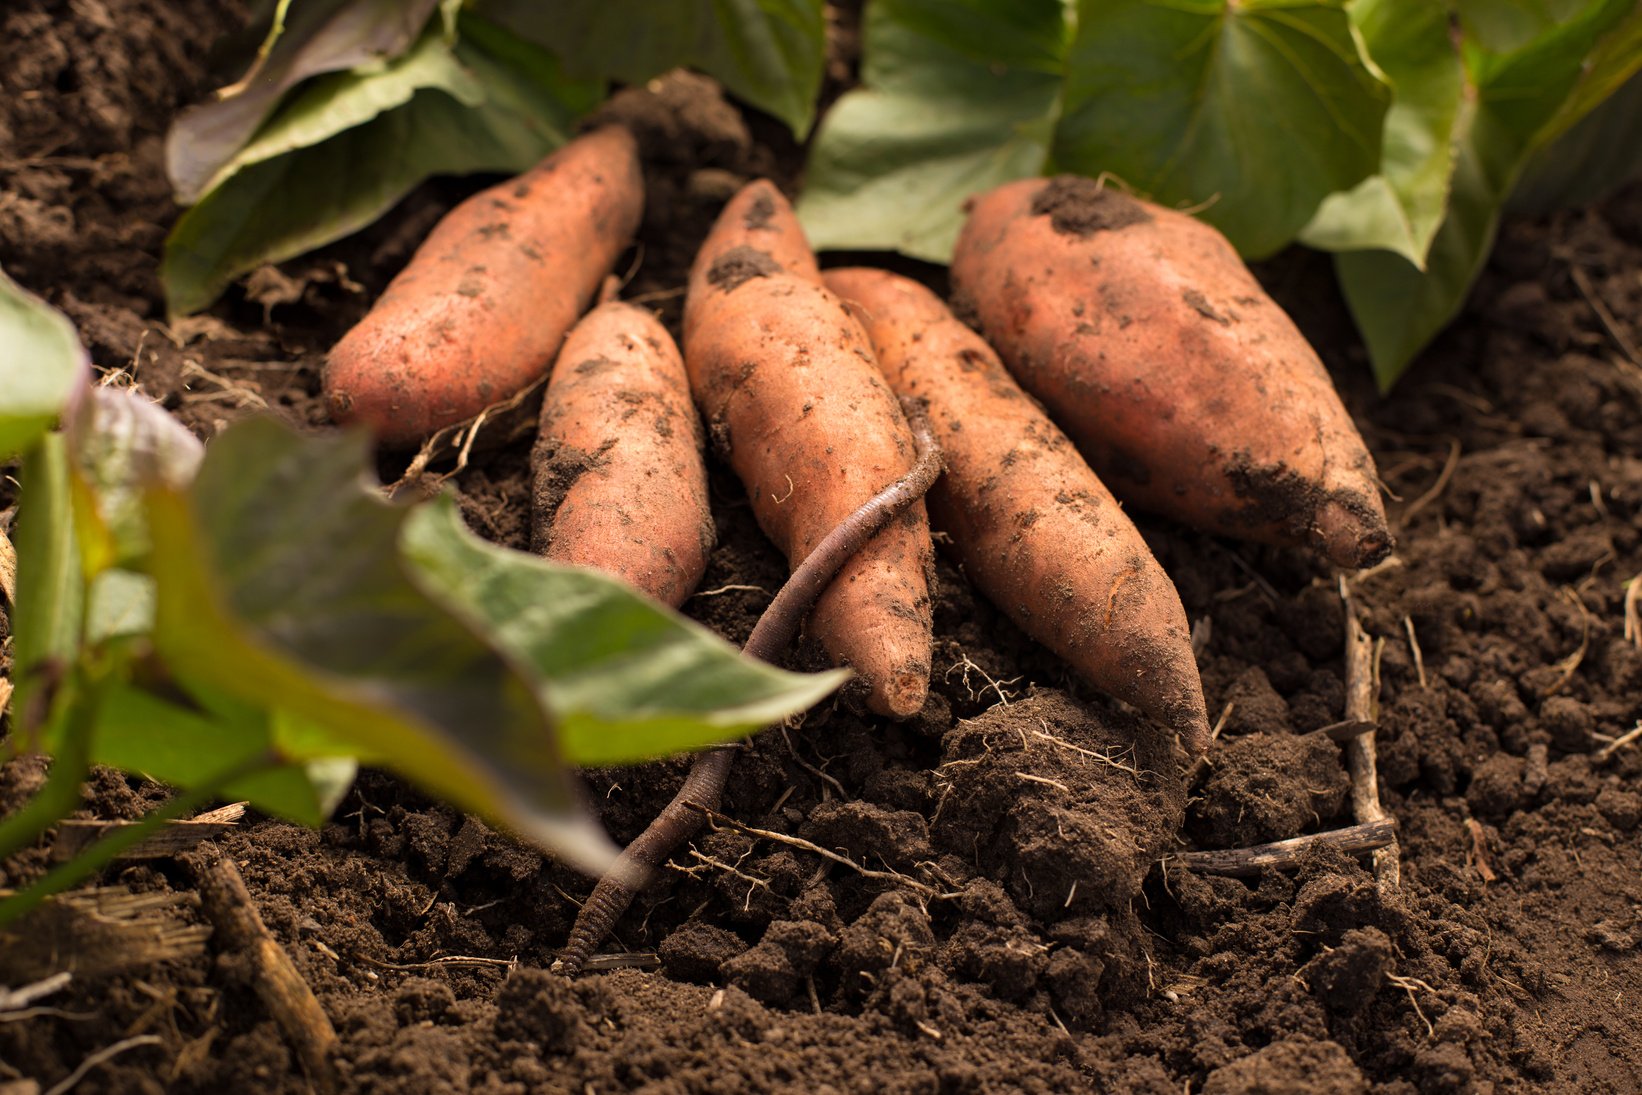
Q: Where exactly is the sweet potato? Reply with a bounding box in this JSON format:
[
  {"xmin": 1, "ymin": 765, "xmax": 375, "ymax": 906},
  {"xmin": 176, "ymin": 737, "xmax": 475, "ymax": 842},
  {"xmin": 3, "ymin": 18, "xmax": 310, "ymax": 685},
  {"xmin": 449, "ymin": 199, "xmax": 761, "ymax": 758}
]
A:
[
  {"xmin": 325, "ymin": 126, "xmax": 644, "ymax": 446},
  {"xmin": 951, "ymin": 175, "xmax": 1392, "ymax": 570},
  {"xmin": 825, "ymin": 268, "xmax": 1210, "ymax": 753},
  {"xmin": 531, "ymin": 300, "xmax": 713, "ymax": 607},
  {"xmin": 684, "ymin": 181, "xmax": 934, "ymax": 718}
]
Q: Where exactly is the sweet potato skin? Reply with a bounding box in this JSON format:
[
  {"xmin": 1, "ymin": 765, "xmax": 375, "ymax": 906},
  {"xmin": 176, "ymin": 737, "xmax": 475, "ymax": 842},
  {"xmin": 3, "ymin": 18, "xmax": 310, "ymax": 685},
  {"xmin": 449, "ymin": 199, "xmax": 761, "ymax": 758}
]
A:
[
  {"xmin": 951, "ymin": 176, "xmax": 1391, "ymax": 570},
  {"xmin": 531, "ymin": 301, "xmax": 713, "ymax": 608},
  {"xmin": 684, "ymin": 183, "xmax": 934, "ymax": 718},
  {"xmin": 325, "ymin": 126, "xmax": 644, "ymax": 446},
  {"xmin": 826, "ymin": 267, "xmax": 1209, "ymax": 753}
]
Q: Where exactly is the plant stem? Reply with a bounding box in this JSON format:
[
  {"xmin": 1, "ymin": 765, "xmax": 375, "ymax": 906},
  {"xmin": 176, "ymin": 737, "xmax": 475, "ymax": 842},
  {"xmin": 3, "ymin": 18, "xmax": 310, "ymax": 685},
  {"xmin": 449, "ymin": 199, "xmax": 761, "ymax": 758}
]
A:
[
  {"xmin": 0, "ymin": 672, "xmax": 95, "ymax": 865},
  {"xmin": 0, "ymin": 750, "xmax": 280, "ymax": 928}
]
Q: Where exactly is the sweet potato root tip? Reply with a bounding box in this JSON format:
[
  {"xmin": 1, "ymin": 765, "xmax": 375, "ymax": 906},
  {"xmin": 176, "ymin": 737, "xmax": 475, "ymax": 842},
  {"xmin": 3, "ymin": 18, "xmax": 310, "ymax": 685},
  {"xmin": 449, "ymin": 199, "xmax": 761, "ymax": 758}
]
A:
[
  {"xmin": 325, "ymin": 126, "xmax": 644, "ymax": 447},
  {"xmin": 685, "ymin": 183, "xmax": 934, "ymax": 717},
  {"xmin": 950, "ymin": 175, "xmax": 1392, "ymax": 570},
  {"xmin": 823, "ymin": 266, "xmax": 1209, "ymax": 753},
  {"xmin": 532, "ymin": 301, "xmax": 712, "ymax": 608}
]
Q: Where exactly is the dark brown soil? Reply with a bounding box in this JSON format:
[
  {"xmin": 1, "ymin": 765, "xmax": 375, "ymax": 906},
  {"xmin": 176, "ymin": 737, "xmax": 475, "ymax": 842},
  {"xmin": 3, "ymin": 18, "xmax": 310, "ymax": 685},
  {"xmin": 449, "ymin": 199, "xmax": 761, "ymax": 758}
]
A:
[{"xmin": 4, "ymin": 3, "xmax": 1642, "ymax": 1093}]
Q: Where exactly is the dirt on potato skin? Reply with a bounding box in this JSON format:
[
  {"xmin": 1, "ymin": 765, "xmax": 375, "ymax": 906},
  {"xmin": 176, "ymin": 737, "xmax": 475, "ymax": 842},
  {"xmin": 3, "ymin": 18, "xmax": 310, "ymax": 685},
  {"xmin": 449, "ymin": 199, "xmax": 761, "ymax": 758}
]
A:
[{"xmin": 3, "ymin": 3, "xmax": 1642, "ymax": 1094}]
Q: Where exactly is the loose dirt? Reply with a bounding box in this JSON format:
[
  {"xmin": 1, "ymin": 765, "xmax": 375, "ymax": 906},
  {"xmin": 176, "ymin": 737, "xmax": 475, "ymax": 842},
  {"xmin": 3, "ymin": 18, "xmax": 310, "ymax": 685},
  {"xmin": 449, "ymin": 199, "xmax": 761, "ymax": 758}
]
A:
[{"xmin": 2, "ymin": 2, "xmax": 1639, "ymax": 1092}]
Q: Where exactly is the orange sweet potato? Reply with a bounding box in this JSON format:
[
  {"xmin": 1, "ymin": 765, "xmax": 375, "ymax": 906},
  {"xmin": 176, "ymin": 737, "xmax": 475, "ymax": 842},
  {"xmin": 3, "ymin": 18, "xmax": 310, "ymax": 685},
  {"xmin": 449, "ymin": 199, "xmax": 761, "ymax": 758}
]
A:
[
  {"xmin": 531, "ymin": 300, "xmax": 713, "ymax": 608},
  {"xmin": 951, "ymin": 175, "xmax": 1392, "ymax": 570},
  {"xmin": 825, "ymin": 267, "xmax": 1210, "ymax": 753},
  {"xmin": 325, "ymin": 126, "xmax": 644, "ymax": 446},
  {"xmin": 684, "ymin": 181, "xmax": 934, "ymax": 718}
]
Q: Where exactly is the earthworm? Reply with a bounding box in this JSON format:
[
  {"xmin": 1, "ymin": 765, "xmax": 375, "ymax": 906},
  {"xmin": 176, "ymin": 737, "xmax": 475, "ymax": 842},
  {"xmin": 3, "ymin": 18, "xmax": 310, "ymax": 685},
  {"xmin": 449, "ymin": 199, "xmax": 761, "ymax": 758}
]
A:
[{"xmin": 552, "ymin": 399, "xmax": 942, "ymax": 976}]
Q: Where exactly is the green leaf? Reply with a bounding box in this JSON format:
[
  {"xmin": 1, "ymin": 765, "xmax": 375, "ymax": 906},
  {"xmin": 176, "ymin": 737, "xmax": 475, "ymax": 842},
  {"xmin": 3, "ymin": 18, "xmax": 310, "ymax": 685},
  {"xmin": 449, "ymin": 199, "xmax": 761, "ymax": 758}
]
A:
[
  {"xmin": 401, "ymin": 497, "xmax": 847, "ymax": 767},
  {"xmin": 84, "ymin": 569, "xmax": 156, "ymax": 645},
  {"xmin": 1338, "ymin": 0, "xmax": 1642, "ymax": 386},
  {"xmin": 162, "ymin": 18, "xmax": 600, "ymax": 316},
  {"xmin": 166, "ymin": 0, "xmax": 442, "ymax": 202},
  {"xmin": 1454, "ymin": 0, "xmax": 1589, "ymax": 54},
  {"xmin": 1300, "ymin": 0, "xmax": 1464, "ymax": 266},
  {"xmin": 1055, "ymin": 0, "xmax": 1390, "ymax": 258},
  {"xmin": 1512, "ymin": 70, "xmax": 1642, "ymax": 213},
  {"xmin": 9, "ymin": 433, "xmax": 82, "ymax": 742},
  {"xmin": 67, "ymin": 387, "xmax": 203, "ymax": 573},
  {"xmin": 0, "ymin": 269, "xmax": 87, "ymax": 459},
  {"xmin": 192, "ymin": 22, "xmax": 487, "ymax": 196},
  {"xmin": 142, "ymin": 417, "xmax": 617, "ymax": 874},
  {"xmin": 478, "ymin": 0, "xmax": 825, "ymax": 135},
  {"xmin": 798, "ymin": 0, "xmax": 1067, "ymax": 262},
  {"xmin": 92, "ymin": 684, "xmax": 344, "ymax": 827}
]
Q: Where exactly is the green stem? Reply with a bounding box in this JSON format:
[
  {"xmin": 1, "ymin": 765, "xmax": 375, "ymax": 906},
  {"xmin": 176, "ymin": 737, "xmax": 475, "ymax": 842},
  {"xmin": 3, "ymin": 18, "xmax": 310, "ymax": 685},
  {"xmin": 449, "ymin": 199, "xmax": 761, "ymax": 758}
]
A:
[
  {"xmin": 0, "ymin": 750, "xmax": 280, "ymax": 929},
  {"xmin": 0, "ymin": 672, "xmax": 95, "ymax": 864}
]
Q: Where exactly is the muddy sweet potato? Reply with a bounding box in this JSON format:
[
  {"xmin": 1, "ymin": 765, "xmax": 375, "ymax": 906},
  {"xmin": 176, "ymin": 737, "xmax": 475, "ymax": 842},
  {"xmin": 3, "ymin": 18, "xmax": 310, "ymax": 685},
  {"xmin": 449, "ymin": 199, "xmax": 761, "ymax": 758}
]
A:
[
  {"xmin": 325, "ymin": 126, "xmax": 644, "ymax": 446},
  {"xmin": 825, "ymin": 267, "xmax": 1210, "ymax": 753},
  {"xmin": 531, "ymin": 300, "xmax": 713, "ymax": 608},
  {"xmin": 951, "ymin": 175, "xmax": 1392, "ymax": 570},
  {"xmin": 683, "ymin": 181, "xmax": 934, "ymax": 718}
]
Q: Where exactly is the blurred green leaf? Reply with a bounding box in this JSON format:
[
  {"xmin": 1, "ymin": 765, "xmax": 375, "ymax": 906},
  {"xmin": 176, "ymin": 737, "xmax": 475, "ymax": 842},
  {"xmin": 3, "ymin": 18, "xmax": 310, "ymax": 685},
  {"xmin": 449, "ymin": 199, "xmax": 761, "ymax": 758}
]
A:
[
  {"xmin": 1512, "ymin": 70, "xmax": 1642, "ymax": 212},
  {"xmin": 479, "ymin": 0, "xmax": 825, "ymax": 135},
  {"xmin": 1055, "ymin": 0, "xmax": 1389, "ymax": 258},
  {"xmin": 84, "ymin": 569, "xmax": 155, "ymax": 645},
  {"xmin": 0, "ymin": 269, "xmax": 87, "ymax": 460},
  {"xmin": 166, "ymin": 0, "xmax": 441, "ymax": 202},
  {"xmin": 10, "ymin": 433, "xmax": 82, "ymax": 747},
  {"xmin": 1338, "ymin": 0, "xmax": 1642, "ymax": 387},
  {"xmin": 402, "ymin": 496, "xmax": 847, "ymax": 767},
  {"xmin": 142, "ymin": 417, "xmax": 617, "ymax": 874},
  {"xmin": 162, "ymin": 17, "xmax": 600, "ymax": 316},
  {"xmin": 92, "ymin": 685, "xmax": 348, "ymax": 827},
  {"xmin": 67, "ymin": 387, "xmax": 203, "ymax": 573},
  {"xmin": 798, "ymin": 0, "xmax": 1066, "ymax": 262},
  {"xmin": 1300, "ymin": 0, "xmax": 1464, "ymax": 266},
  {"xmin": 1453, "ymin": 0, "xmax": 1589, "ymax": 53}
]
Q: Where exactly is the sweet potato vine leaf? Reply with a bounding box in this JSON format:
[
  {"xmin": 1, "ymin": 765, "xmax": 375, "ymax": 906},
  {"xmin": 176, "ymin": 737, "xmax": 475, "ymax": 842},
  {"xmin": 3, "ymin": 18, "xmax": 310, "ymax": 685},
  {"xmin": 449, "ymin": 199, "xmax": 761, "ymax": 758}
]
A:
[
  {"xmin": 0, "ymin": 269, "xmax": 88, "ymax": 460},
  {"xmin": 141, "ymin": 417, "xmax": 619, "ymax": 875},
  {"xmin": 798, "ymin": 0, "xmax": 1067, "ymax": 262},
  {"xmin": 802, "ymin": 0, "xmax": 1389, "ymax": 262},
  {"xmin": 166, "ymin": 0, "xmax": 442, "ymax": 203},
  {"xmin": 162, "ymin": 16, "xmax": 601, "ymax": 316},
  {"xmin": 1511, "ymin": 70, "xmax": 1642, "ymax": 213},
  {"xmin": 66, "ymin": 386, "xmax": 205, "ymax": 574},
  {"xmin": 1057, "ymin": 0, "xmax": 1389, "ymax": 259},
  {"xmin": 476, "ymin": 0, "xmax": 826, "ymax": 136},
  {"xmin": 1299, "ymin": 0, "xmax": 1465, "ymax": 267},
  {"xmin": 1337, "ymin": 0, "xmax": 1642, "ymax": 388},
  {"xmin": 400, "ymin": 497, "xmax": 849, "ymax": 767},
  {"xmin": 92, "ymin": 686, "xmax": 356, "ymax": 827}
]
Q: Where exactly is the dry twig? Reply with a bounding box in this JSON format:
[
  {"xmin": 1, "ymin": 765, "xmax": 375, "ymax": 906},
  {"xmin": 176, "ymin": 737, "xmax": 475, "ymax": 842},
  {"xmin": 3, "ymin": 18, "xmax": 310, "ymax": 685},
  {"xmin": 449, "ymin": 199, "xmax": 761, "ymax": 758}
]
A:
[
  {"xmin": 684, "ymin": 804, "xmax": 950, "ymax": 899},
  {"xmin": 1403, "ymin": 614, "xmax": 1428, "ymax": 689},
  {"xmin": 191, "ymin": 857, "xmax": 337, "ymax": 1094},
  {"xmin": 1595, "ymin": 721, "xmax": 1642, "ymax": 764},
  {"xmin": 1542, "ymin": 586, "xmax": 1590, "ymax": 696},
  {"xmin": 1400, "ymin": 439, "xmax": 1461, "ymax": 525},
  {"xmin": 1340, "ymin": 577, "xmax": 1400, "ymax": 891},
  {"xmin": 387, "ymin": 374, "xmax": 549, "ymax": 496},
  {"xmin": 42, "ymin": 1034, "xmax": 163, "ymax": 1095},
  {"xmin": 51, "ymin": 802, "xmax": 246, "ymax": 863},
  {"xmin": 1165, "ymin": 818, "xmax": 1398, "ymax": 877},
  {"xmin": 1623, "ymin": 574, "xmax": 1640, "ymax": 648},
  {"xmin": 1463, "ymin": 818, "xmax": 1497, "ymax": 884},
  {"xmin": 1568, "ymin": 262, "xmax": 1640, "ymax": 366}
]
